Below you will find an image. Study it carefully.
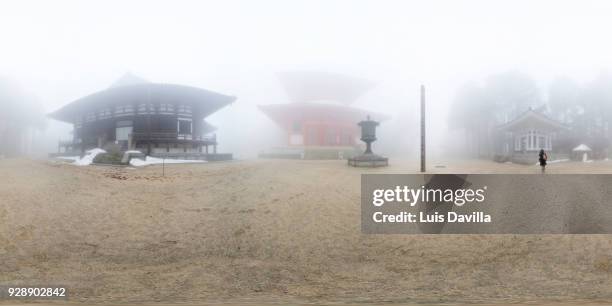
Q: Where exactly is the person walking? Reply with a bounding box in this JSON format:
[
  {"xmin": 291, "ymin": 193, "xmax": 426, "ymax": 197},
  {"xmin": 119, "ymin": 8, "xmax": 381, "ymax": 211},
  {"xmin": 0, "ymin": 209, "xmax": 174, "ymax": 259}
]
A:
[{"xmin": 538, "ymin": 149, "xmax": 548, "ymax": 173}]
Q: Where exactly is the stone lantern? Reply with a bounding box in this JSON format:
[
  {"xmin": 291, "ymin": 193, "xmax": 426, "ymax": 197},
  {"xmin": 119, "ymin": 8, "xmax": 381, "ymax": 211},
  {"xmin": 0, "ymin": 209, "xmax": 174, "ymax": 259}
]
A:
[
  {"xmin": 359, "ymin": 115, "xmax": 378, "ymax": 154},
  {"xmin": 348, "ymin": 115, "xmax": 388, "ymax": 167}
]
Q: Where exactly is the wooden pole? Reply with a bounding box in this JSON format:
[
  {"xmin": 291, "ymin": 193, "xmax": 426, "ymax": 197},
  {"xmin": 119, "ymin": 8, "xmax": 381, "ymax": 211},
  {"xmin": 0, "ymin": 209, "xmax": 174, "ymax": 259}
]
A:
[{"xmin": 420, "ymin": 85, "xmax": 426, "ymax": 173}]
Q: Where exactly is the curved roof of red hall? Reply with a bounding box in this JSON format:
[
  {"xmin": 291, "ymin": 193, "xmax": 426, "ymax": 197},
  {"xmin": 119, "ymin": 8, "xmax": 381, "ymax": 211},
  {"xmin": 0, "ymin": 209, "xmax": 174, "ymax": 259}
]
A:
[
  {"xmin": 49, "ymin": 74, "xmax": 236, "ymax": 123},
  {"xmin": 278, "ymin": 71, "xmax": 376, "ymax": 105},
  {"xmin": 258, "ymin": 102, "xmax": 389, "ymax": 124}
]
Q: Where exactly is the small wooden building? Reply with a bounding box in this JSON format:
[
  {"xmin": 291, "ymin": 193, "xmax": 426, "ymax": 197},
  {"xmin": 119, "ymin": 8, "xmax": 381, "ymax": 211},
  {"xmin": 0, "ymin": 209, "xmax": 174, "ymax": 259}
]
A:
[
  {"xmin": 49, "ymin": 74, "xmax": 235, "ymax": 159},
  {"xmin": 494, "ymin": 109, "xmax": 569, "ymax": 164}
]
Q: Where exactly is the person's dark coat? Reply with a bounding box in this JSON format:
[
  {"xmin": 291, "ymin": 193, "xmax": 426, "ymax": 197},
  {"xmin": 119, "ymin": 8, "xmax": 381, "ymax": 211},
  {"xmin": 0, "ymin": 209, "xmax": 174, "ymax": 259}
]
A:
[{"xmin": 539, "ymin": 150, "xmax": 547, "ymax": 166}]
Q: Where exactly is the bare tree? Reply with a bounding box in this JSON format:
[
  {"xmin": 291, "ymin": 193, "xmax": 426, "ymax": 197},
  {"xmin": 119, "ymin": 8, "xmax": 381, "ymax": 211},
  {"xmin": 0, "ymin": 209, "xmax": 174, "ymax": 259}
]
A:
[
  {"xmin": 0, "ymin": 78, "xmax": 45, "ymax": 157},
  {"xmin": 449, "ymin": 72, "xmax": 542, "ymax": 158}
]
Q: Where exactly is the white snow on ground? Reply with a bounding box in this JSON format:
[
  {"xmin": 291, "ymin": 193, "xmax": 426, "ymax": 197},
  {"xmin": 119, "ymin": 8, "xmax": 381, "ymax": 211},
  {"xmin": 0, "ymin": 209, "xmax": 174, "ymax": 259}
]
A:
[
  {"xmin": 548, "ymin": 159, "xmax": 569, "ymax": 164},
  {"xmin": 56, "ymin": 149, "xmax": 106, "ymax": 166},
  {"xmin": 125, "ymin": 150, "xmax": 142, "ymax": 154},
  {"xmin": 57, "ymin": 156, "xmax": 80, "ymax": 161},
  {"xmin": 73, "ymin": 148, "xmax": 107, "ymax": 166},
  {"xmin": 534, "ymin": 159, "xmax": 569, "ymax": 166},
  {"xmin": 129, "ymin": 156, "xmax": 205, "ymax": 167},
  {"xmin": 57, "ymin": 149, "xmax": 204, "ymax": 167}
]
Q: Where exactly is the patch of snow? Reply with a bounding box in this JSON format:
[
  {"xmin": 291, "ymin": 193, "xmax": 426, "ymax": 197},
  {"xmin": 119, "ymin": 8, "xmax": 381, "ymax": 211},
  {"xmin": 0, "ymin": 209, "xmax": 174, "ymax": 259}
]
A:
[
  {"xmin": 125, "ymin": 150, "xmax": 142, "ymax": 154},
  {"xmin": 129, "ymin": 156, "xmax": 206, "ymax": 167},
  {"xmin": 129, "ymin": 158, "xmax": 149, "ymax": 167},
  {"xmin": 74, "ymin": 148, "xmax": 107, "ymax": 166},
  {"xmin": 547, "ymin": 159, "xmax": 569, "ymax": 164}
]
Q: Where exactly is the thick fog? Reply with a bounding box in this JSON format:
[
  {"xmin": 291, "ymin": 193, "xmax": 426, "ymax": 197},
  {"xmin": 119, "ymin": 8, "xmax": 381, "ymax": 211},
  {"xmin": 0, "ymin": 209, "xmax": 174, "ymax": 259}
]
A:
[{"xmin": 3, "ymin": 0, "xmax": 612, "ymax": 159}]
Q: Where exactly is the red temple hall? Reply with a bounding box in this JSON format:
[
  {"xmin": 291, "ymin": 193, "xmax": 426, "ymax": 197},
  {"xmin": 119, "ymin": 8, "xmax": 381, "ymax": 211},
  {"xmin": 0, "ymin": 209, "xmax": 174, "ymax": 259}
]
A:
[{"xmin": 259, "ymin": 71, "xmax": 386, "ymax": 150}]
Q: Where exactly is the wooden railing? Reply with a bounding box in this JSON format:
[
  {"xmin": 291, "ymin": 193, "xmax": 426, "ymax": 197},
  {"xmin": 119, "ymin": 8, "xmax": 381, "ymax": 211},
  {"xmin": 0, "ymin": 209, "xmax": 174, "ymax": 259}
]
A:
[
  {"xmin": 130, "ymin": 132, "xmax": 216, "ymax": 142},
  {"xmin": 58, "ymin": 140, "xmax": 76, "ymax": 147}
]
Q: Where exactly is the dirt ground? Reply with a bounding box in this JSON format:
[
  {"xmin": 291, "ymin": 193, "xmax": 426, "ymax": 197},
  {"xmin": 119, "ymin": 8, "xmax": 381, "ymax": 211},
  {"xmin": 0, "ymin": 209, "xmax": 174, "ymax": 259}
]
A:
[{"xmin": 1, "ymin": 158, "xmax": 612, "ymax": 305}]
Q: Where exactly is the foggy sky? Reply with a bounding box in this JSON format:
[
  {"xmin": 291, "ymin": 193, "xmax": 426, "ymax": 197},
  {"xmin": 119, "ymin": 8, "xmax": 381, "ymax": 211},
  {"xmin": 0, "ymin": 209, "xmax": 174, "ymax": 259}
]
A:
[{"xmin": 2, "ymin": 0, "xmax": 612, "ymax": 158}]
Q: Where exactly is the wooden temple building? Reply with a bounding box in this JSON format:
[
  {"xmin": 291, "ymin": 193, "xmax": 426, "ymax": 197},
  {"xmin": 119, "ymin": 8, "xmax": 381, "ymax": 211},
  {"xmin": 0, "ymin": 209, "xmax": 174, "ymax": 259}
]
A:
[
  {"xmin": 49, "ymin": 73, "xmax": 235, "ymax": 160},
  {"xmin": 494, "ymin": 108, "xmax": 569, "ymax": 164},
  {"xmin": 258, "ymin": 71, "xmax": 387, "ymax": 159}
]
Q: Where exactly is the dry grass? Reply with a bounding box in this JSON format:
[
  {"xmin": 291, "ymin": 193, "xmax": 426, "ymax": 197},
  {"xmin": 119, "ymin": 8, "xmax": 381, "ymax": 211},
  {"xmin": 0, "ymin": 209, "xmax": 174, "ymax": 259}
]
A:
[{"xmin": 1, "ymin": 158, "xmax": 612, "ymax": 304}]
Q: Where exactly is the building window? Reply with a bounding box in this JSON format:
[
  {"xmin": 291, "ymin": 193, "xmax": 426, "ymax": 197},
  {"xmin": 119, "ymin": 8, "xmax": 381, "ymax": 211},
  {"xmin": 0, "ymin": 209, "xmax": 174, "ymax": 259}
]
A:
[
  {"xmin": 538, "ymin": 136, "xmax": 545, "ymax": 150},
  {"xmin": 116, "ymin": 126, "xmax": 132, "ymax": 141},
  {"xmin": 177, "ymin": 104, "xmax": 192, "ymax": 115},
  {"xmin": 159, "ymin": 103, "xmax": 174, "ymax": 114},
  {"xmin": 178, "ymin": 118, "xmax": 192, "ymax": 137},
  {"xmin": 98, "ymin": 108, "xmax": 112, "ymax": 119},
  {"xmin": 85, "ymin": 111, "xmax": 96, "ymax": 122},
  {"xmin": 137, "ymin": 103, "xmax": 155, "ymax": 114},
  {"xmin": 115, "ymin": 104, "xmax": 134, "ymax": 116},
  {"xmin": 515, "ymin": 130, "xmax": 552, "ymax": 152}
]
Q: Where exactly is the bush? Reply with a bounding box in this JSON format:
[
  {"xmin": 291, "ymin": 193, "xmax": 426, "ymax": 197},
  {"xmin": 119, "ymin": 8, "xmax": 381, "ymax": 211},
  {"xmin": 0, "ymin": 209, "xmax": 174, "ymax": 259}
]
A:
[
  {"xmin": 103, "ymin": 143, "xmax": 123, "ymax": 154},
  {"xmin": 93, "ymin": 152, "xmax": 125, "ymax": 165}
]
